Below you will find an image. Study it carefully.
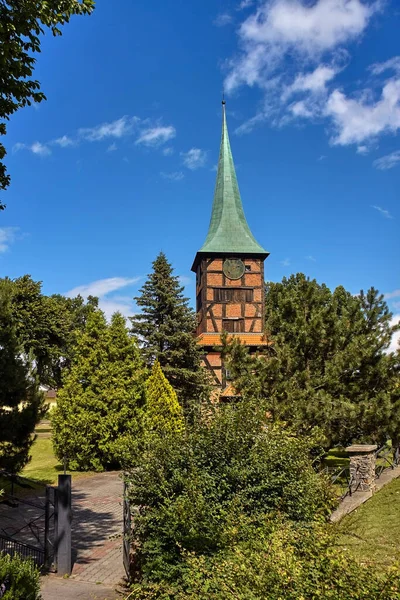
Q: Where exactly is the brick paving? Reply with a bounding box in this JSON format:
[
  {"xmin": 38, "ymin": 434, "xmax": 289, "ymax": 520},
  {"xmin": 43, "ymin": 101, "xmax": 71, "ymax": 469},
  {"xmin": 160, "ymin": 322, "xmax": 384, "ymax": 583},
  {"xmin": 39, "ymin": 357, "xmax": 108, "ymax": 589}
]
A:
[
  {"xmin": 40, "ymin": 577, "xmax": 122, "ymax": 600},
  {"xmin": 69, "ymin": 472, "xmax": 125, "ymax": 586}
]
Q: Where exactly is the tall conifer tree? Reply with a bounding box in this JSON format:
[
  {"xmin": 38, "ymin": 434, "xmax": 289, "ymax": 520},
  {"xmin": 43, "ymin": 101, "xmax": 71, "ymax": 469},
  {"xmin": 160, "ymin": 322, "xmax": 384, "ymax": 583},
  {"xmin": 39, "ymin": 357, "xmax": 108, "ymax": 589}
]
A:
[
  {"xmin": 131, "ymin": 252, "xmax": 209, "ymax": 413},
  {"xmin": 52, "ymin": 310, "xmax": 146, "ymax": 470},
  {"xmin": 0, "ymin": 280, "xmax": 44, "ymax": 472},
  {"xmin": 145, "ymin": 361, "xmax": 185, "ymax": 437},
  {"xmin": 226, "ymin": 274, "xmax": 400, "ymax": 448}
]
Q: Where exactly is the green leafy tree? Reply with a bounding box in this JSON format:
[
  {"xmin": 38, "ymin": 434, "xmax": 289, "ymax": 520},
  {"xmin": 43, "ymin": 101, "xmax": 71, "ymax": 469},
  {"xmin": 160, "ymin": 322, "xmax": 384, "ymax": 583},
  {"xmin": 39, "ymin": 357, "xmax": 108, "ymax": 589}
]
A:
[
  {"xmin": 145, "ymin": 361, "xmax": 185, "ymax": 437},
  {"xmin": 0, "ymin": 280, "xmax": 44, "ymax": 473},
  {"xmin": 2, "ymin": 275, "xmax": 98, "ymax": 388},
  {"xmin": 52, "ymin": 310, "xmax": 146, "ymax": 471},
  {"xmin": 131, "ymin": 252, "xmax": 209, "ymax": 413},
  {"xmin": 226, "ymin": 274, "xmax": 400, "ymax": 448},
  {"xmin": 0, "ymin": 0, "xmax": 94, "ymax": 209}
]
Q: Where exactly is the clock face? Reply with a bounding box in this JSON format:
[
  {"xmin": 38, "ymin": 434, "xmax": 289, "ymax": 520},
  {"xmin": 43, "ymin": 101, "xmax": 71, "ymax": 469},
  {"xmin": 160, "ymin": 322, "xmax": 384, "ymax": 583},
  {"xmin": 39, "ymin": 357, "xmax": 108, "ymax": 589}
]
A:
[{"xmin": 223, "ymin": 259, "xmax": 245, "ymax": 280}]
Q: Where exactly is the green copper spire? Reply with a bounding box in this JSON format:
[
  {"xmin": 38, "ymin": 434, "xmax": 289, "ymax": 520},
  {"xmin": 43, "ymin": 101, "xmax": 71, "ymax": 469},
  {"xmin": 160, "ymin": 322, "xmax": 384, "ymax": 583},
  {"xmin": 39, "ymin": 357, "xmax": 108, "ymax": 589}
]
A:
[{"xmin": 198, "ymin": 101, "xmax": 268, "ymax": 256}]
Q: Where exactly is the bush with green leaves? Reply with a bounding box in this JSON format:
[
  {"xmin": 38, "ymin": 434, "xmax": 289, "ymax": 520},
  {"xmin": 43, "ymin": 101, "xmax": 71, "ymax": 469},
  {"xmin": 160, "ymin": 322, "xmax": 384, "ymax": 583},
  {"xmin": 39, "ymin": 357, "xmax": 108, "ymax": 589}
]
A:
[
  {"xmin": 127, "ymin": 399, "xmax": 336, "ymax": 583},
  {"xmin": 52, "ymin": 310, "xmax": 146, "ymax": 471},
  {"xmin": 129, "ymin": 518, "xmax": 400, "ymax": 600},
  {"xmin": 0, "ymin": 553, "xmax": 41, "ymax": 600}
]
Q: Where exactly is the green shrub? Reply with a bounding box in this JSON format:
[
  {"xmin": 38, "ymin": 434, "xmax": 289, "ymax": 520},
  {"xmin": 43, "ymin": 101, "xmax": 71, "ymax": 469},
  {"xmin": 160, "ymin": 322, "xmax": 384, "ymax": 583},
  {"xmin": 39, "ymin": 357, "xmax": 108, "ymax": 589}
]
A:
[
  {"xmin": 0, "ymin": 553, "xmax": 41, "ymax": 600},
  {"xmin": 129, "ymin": 519, "xmax": 400, "ymax": 599},
  {"xmin": 127, "ymin": 399, "xmax": 336, "ymax": 582}
]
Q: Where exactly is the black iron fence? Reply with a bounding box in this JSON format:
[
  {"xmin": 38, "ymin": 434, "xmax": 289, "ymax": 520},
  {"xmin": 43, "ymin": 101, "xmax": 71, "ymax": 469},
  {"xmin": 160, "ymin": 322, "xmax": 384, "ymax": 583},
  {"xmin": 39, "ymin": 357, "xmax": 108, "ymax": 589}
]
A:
[
  {"xmin": 0, "ymin": 472, "xmax": 58, "ymax": 571},
  {"xmin": 0, "ymin": 535, "xmax": 45, "ymax": 568},
  {"xmin": 375, "ymin": 444, "xmax": 400, "ymax": 479}
]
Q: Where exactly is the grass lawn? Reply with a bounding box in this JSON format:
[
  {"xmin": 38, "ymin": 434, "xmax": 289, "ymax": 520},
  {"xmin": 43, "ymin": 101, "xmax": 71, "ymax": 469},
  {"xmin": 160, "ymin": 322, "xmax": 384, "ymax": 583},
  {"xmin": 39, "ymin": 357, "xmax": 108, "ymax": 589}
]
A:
[
  {"xmin": 336, "ymin": 476, "xmax": 400, "ymax": 568},
  {"xmin": 21, "ymin": 437, "xmax": 95, "ymax": 485}
]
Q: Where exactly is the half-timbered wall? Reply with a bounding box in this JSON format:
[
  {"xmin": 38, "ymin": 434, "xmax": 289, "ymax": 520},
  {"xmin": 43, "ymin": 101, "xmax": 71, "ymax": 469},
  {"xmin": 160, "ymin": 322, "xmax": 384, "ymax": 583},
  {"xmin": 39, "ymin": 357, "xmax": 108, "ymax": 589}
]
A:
[{"xmin": 195, "ymin": 257, "xmax": 265, "ymax": 337}]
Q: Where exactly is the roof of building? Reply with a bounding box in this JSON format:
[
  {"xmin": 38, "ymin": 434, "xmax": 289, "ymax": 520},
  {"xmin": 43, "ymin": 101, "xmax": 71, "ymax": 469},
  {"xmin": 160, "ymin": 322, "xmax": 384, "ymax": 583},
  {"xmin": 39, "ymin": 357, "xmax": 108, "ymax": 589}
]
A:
[
  {"xmin": 196, "ymin": 332, "xmax": 271, "ymax": 346},
  {"xmin": 194, "ymin": 102, "xmax": 269, "ymax": 261}
]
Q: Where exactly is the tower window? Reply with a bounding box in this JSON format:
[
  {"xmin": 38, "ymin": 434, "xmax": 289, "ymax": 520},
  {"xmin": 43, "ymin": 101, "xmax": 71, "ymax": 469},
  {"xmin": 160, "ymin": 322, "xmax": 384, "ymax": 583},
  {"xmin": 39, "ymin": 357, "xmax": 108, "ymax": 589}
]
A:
[
  {"xmin": 222, "ymin": 319, "xmax": 244, "ymax": 333},
  {"xmin": 245, "ymin": 265, "xmax": 251, "ymax": 272},
  {"xmin": 214, "ymin": 288, "xmax": 253, "ymax": 302}
]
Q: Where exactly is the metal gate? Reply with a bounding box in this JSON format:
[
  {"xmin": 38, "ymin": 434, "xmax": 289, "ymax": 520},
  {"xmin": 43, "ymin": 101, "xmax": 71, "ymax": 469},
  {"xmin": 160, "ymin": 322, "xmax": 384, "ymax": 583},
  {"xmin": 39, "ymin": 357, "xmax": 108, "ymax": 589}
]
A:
[
  {"xmin": 123, "ymin": 480, "xmax": 132, "ymax": 582},
  {"xmin": 0, "ymin": 473, "xmax": 58, "ymax": 570}
]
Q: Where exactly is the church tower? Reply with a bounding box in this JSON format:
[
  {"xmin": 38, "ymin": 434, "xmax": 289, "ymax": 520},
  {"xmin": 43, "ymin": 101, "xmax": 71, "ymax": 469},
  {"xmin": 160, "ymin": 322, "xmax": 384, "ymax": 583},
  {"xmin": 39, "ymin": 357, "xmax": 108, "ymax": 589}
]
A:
[{"xmin": 191, "ymin": 101, "xmax": 270, "ymax": 396}]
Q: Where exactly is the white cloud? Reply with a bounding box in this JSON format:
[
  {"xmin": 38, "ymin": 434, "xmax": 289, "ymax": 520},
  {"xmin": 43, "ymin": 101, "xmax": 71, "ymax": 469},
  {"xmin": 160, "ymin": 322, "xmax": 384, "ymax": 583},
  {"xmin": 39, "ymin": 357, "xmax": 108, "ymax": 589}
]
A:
[
  {"xmin": 79, "ymin": 116, "xmax": 138, "ymax": 141},
  {"xmin": 371, "ymin": 205, "xmax": 393, "ymax": 219},
  {"xmin": 66, "ymin": 276, "xmax": 140, "ymax": 299},
  {"xmin": 214, "ymin": 13, "xmax": 233, "ymax": 26},
  {"xmin": 225, "ymin": 0, "xmax": 377, "ymax": 93},
  {"xmin": 162, "ymin": 146, "xmax": 174, "ymax": 156},
  {"xmin": 161, "ymin": 171, "xmax": 184, "ymax": 181},
  {"xmin": 283, "ymin": 64, "xmax": 339, "ymax": 101},
  {"xmin": 326, "ymin": 79, "xmax": 400, "ymax": 146},
  {"xmin": 0, "ymin": 227, "xmax": 19, "ymax": 253},
  {"xmin": 280, "ymin": 258, "xmax": 290, "ymax": 266},
  {"xmin": 384, "ymin": 289, "xmax": 400, "ymax": 300},
  {"xmin": 32, "ymin": 141, "xmax": 52, "ymax": 156},
  {"xmin": 53, "ymin": 135, "xmax": 74, "ymax": 148},
  {"xmin": 369, "ymin": 56, "xmax": 400, "ymax": 76},
  {"xmin": 66, "ymin": 277, "xmax": 141, "ymax": 321},
  {"xmin": 14, "ymin": 115, "xmax": 178, "ymax": 159},
  {"xmin": 136, "ymin": 125, "xmax": 176, "ymax": 147},
  {"xmin": 306, "ymin": 255, "xmax": 317, "ymax": 262},
  {"xmin": 388, "ymin": 314, "xmax": 400, "ymax": 354},
  {"xmin": 181, "ymin": 148, "xmax": 207, "ymax": 169},
  {"xmin": 373, "ymin": 150, "xmax": 400, "ymax": 170},
  {"xmin": 223, "ymin": 0, "xmax": 400, "ymax": 152},
  {"xmin": 97, "ymin": 298, "xmax": 135, "ymax": 320},
  {"xmin": 356, "ymin": 145, "xmax": 369, "ymax": 154},
  {"xmin": 238, "ymin": 0, "xmax": 254, "ymax": 9},
  {"xmin": 13, "ymin": 141, "xmax": 51, "ymax": 156}
]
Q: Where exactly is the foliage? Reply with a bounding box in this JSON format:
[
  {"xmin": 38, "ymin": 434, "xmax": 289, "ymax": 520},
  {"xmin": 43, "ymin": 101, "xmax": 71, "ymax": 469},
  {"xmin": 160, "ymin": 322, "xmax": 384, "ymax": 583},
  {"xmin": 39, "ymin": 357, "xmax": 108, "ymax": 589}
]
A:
[
  {"xmin": 129, "ymin": 519, "xmax": 400, "ymax": 600},
  {"xmin": 52, "ymin": 310, "xmax": 146, "ymax": 471},
  {"xmin": 226, "ymin": 274, "xmax": 400, "ymax": 448},
  {"xmin": 131, "ymin": 252, "xmax": 209, "ymax": 415},
  {"xmin": 127, "ymin": 398, "xmax": 335, "ymax": 583},
  {"xmin": 0, "ymin": 279, "xmax": 45, "ymax": 473},
  {"xmin": 3, "ymin": 275, "xmax": 98, "ymax": 388},
  {"xmin": 145, "ymin": 362, "xmax": 185, "ymax": 438},
  {"xmin": 0, "ymin": 553, "xmax": 41, "ymax": 600},
  {"xmin": 0, "ymin": 0, "xmax": 94, "ymax": 209}
]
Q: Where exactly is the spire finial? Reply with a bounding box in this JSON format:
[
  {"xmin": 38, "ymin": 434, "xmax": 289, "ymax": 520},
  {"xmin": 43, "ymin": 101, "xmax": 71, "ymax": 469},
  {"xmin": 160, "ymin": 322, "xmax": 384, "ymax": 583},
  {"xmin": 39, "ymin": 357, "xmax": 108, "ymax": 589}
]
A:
[{"xmin": 222, "ymin": 90, "xmax": 226, "ymax": 105}]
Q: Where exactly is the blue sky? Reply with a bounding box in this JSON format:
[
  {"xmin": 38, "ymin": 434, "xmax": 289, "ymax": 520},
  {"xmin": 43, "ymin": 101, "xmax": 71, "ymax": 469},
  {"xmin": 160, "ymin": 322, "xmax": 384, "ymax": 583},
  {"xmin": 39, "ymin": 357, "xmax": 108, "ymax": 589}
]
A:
[{"xmin": 1, "ymin": 0, "xmax": 399, "ymax": 347}]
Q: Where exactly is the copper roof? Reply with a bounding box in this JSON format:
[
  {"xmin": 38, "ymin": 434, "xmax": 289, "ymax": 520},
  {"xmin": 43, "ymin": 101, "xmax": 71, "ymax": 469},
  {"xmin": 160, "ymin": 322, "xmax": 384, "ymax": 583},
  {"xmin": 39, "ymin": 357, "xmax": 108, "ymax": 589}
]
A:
[{"xmin": 196, "ymin": 332, "xmax": 270, "ymax": 346}]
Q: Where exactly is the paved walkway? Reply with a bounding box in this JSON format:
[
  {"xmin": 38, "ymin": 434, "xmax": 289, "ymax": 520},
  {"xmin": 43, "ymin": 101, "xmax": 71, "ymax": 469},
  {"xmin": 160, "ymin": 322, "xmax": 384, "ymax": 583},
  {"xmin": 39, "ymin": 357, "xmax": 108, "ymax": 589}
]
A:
[
  {"xmin": 41, "ymin": 577, "xmax": 122, "ymax": 600},
  {"xmin": 41, "ymin": 471, "xmax": 126, "ymax": 599}
]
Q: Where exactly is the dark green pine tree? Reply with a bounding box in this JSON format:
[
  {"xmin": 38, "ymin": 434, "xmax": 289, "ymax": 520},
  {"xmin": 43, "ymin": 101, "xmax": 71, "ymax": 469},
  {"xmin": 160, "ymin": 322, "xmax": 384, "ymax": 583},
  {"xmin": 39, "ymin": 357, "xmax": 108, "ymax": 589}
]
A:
[
  {"xmin": 131, "ymin": 252, "xmax": 209, "ymax": 413},
  {"xmin": 226, "ymin": 274, "xmax": 400, "ymax": 449},
  {"xmin": 52, "ymin": 309, "xmax": 146, "ymax": 471},
  {"xmin": 0, "ymin": 280, "xmax": 45, "ymax": 473}
]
